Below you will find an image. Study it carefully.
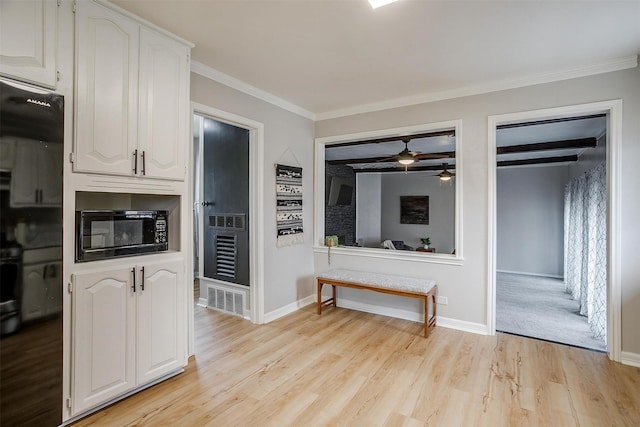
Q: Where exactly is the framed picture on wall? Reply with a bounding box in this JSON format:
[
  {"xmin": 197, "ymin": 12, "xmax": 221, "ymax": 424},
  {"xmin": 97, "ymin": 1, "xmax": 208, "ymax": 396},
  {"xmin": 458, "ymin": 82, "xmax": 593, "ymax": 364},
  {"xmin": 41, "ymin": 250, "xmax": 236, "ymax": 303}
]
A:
[{"xmin": 400, "ymin": 196, "xmax": 429, "ymax": 224}]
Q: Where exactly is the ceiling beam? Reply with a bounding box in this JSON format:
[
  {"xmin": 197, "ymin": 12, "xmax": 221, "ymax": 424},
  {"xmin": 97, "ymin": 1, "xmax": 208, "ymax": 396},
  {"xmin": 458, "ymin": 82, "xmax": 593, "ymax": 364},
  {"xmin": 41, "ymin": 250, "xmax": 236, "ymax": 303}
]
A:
[
  {"xmin": 327, "ymin": 151, "xmax": 455, "ymax": 165},
  {"xmin": 496, "ymin": 114, "xmax": 606, "ymax": 130},
  {"xmin": 353, "ymin": 164, "xmax": 456, "ymax": 173},
  {"xmin": 496, "ymin": 137, "xmax": 597, "ymax": 155},
  {"xmin": 497, "ymin": 155, "xmax": 578, "ymax": 168},
  {"xmin": 325, "ymin": 129, "xmax": 455, "ymax": 149}
]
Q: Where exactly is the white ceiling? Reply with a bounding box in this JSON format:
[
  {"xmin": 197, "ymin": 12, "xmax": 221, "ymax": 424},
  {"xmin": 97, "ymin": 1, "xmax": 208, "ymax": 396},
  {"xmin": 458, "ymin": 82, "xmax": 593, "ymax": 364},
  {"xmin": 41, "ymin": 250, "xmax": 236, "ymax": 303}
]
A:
[{"xmin": 111, "ymin": 0, "xmax": 640, "ymax": 118}]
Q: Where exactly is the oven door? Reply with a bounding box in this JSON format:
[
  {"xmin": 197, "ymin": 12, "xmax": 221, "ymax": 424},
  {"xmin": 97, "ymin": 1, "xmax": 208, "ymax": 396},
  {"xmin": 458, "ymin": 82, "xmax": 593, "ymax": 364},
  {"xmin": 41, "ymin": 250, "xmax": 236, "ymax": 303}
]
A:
[{"xmin": 76, "ymin": 211, "xmax": 164, "ymax": 262}]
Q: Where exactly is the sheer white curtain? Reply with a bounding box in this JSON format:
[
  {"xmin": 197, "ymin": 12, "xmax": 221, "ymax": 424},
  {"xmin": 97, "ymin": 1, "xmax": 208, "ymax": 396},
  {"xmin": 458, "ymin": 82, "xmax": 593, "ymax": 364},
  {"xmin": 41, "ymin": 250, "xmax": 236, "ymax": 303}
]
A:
[{"xmin": 564, "ymin": 163, "xmax": 607, "ymax": 342}]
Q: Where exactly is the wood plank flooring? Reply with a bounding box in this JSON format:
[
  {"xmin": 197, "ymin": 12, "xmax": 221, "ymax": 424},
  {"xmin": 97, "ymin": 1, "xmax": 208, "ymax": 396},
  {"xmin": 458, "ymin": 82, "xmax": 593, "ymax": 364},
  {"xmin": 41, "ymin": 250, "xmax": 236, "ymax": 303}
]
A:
[{"xmin": 71, "ymin": 304, "xmax": 640, "ymax": 426}]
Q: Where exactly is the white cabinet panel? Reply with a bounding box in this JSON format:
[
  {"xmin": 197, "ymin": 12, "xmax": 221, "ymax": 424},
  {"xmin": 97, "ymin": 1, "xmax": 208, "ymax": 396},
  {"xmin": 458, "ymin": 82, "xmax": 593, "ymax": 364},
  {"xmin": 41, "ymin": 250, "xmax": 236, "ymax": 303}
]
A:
[
  {"xmin": 137, "ymin": 259, "xmax": 183, "ymax": 383},
  {"xmin": 75, "ymin": 0, "xmax": 138, "ymax": 176},
  {"xmin": 0, "ymin": 0, "xmax": 57, "ymax": 88},
  {"xmin": 74, "ymin": 0, "xmax": 190, "ymax": 181},
  {"xmin": 138, "ymin": 27, "xmax": 189, "ymax": 180},
  {"xmin": 71, "ymin": 257, "xmax": 184, "ymax": 415},
  {"xmin": 72, "ymin": 268, "xmax": 136, "ymax": 415}
]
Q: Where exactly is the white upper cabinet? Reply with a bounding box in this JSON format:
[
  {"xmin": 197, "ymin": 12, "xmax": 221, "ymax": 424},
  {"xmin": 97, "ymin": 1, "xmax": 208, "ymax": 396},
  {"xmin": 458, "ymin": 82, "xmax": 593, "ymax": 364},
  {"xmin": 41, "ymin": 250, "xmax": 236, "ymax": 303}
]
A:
[
  {"xmin": 75, "ymin": 0, "xmax": 139, "ymax": 177},
  {"xmin": 75, "ymin": 0, "xmax": 190, "ymax": 181},
  {"xmin": 0, "ymin": 0, "xmax": 57, "ymax": 88},
  {"xmin": 138, "ymin": 27, "xmax": 189, "ymax": 180}
]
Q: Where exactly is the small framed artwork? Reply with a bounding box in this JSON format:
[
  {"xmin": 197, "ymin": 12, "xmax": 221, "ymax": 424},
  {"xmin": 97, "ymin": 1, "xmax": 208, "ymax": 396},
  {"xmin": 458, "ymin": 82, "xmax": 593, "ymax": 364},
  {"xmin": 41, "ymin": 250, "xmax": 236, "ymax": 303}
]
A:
[{"xmin": 400, "ymin": 196, "xmax": 429, "ymax": 224}]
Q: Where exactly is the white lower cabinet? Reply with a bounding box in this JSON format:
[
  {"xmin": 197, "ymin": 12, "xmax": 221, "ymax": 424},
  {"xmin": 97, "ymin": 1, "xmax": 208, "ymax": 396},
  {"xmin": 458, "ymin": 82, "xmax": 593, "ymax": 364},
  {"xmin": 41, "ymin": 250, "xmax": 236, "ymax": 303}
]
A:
[{"xmin": 72, "ymin": 257, "xmax": 184, "ymax": 415}]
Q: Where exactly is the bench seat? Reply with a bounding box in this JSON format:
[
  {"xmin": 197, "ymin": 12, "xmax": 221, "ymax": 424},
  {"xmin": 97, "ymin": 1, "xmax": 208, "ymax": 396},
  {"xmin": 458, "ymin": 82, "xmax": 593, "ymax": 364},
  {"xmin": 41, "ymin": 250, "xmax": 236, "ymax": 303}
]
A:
[{"xmin": 316, "ymin": 269, "xmax": 437, "ymax": 337}]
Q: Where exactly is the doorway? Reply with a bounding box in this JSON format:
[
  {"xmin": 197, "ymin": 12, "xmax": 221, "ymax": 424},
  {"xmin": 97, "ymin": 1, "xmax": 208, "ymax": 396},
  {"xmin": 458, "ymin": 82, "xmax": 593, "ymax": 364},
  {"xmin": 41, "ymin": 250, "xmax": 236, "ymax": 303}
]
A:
[
  {"xmin": 488, "ymin": 100, "xmax": 622, "ymax": 361},
  {"xmin": 190, "ymin": 104, "xmax": 265, "ymax": 329}
]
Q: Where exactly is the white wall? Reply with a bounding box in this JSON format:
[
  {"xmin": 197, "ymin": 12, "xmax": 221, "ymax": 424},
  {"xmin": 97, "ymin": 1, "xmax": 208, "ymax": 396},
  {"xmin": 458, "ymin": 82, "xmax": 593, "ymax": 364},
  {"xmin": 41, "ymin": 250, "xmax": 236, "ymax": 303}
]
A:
[
  {"xmin": 380, "ymin": 172, "xmax": 455, "ymax": 253},
  {"xmin": 191, "ymin": 73, "xmax": 315, "ymax": 315},
  {"xmin": 314, "ymin": 66, "xmax": 640, "ymax": 355},
  {"xmin": 355, "ymin": 173, "xmax": 381, "ymax": 247},
  {"xmin": 497, "ymin": 165, "xmax": 569, "ymax": 277}
]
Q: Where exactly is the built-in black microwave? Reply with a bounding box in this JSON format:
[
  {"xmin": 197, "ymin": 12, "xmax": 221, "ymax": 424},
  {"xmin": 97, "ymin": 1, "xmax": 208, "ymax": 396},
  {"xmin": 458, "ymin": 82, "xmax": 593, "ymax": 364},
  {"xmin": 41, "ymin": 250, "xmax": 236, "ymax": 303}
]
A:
[{"xmin": 76, "ymin": 210, "xmax": 168, "ymax": 262}]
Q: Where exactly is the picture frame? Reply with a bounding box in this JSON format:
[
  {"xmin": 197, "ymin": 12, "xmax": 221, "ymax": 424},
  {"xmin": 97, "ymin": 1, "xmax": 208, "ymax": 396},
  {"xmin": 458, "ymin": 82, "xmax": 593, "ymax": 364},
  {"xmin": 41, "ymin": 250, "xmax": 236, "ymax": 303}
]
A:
[{"xmin": 400, "ymin": 196, "xmax": 429, "ymax": 224}]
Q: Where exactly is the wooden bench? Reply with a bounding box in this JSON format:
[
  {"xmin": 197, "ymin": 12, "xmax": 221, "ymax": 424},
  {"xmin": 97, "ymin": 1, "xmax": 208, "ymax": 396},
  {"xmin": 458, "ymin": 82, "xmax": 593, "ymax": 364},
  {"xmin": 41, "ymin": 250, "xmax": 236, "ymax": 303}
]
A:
[{"xmin": 316, "ymin": 269, "xmax": 438, "ymax": 337}]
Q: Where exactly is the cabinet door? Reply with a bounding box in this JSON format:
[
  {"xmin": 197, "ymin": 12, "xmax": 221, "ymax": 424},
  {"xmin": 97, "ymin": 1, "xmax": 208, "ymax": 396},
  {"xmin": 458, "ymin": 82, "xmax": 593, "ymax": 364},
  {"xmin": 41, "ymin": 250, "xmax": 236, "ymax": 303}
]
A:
[
  {"xmin": 21, "ymin": 262, "xmax": 47, "ymax": 322},
  {"xmin": 0, "ymin": 0, "xmax": 57, "ymax": 88},
  {"xmin": 75, "ymin": 0, "xmax": 139, "ymax": 177},
  {"xmin": 39, "ymin": 142, "xmax": 63, "ymax": 206},
  {"xmin": 137, "ymin": 26, "xmax": 189, "ymax": 180},
  {"xmin": 137, "ymin": 259, "xmax": 184, "ymax": 384},
  {"xmin": 9, "ymin": 140, "xmax": 38, "ymax": 207},
  {"xmin": 72, "ymin": 267, "xmax": 136, "ymax": 415}
]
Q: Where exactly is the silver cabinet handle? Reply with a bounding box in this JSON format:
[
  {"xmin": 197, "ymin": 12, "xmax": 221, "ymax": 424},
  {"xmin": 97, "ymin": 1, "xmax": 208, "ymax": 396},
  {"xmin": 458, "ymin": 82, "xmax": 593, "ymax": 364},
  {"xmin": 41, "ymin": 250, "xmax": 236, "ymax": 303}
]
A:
[{"xmin": 131, "ymin": 267, "xmax": 136, "ymax": 292}]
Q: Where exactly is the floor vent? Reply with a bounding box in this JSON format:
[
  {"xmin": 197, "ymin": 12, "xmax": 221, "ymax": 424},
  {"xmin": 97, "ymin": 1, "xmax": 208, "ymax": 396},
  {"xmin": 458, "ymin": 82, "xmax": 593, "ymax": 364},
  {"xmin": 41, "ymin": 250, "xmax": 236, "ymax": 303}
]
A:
[{"xmin": 207, "ymin": 286, "xmax": 244, "ymax": 317}]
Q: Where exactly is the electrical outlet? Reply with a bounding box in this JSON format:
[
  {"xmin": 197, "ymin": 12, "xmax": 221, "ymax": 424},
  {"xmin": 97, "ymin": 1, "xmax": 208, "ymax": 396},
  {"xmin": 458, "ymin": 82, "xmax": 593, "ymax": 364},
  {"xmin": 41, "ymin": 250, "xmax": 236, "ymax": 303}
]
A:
[{"xmin": 436, "ymin": 296, "xmax": 448, "ymax": 305}]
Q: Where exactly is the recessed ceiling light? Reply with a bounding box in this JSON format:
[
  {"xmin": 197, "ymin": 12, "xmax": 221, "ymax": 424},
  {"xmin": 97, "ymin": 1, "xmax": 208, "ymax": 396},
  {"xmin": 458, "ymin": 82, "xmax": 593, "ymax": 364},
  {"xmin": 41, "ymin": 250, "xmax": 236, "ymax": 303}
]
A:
[{"xmin": 368, "ymin": 0, "xmax": 400, "ymax": 9}]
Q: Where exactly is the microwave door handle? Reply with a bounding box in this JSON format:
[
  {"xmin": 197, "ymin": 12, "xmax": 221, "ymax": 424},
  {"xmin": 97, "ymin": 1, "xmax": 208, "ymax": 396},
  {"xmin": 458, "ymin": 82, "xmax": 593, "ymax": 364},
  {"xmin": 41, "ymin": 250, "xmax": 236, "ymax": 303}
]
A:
[
  {"xmin": 140, "ymin": 266, "xmax": 145, "ymax": 291},
  {"xmin": 131, "ymin": 267, "xmax": 136, "ymax": 292}
]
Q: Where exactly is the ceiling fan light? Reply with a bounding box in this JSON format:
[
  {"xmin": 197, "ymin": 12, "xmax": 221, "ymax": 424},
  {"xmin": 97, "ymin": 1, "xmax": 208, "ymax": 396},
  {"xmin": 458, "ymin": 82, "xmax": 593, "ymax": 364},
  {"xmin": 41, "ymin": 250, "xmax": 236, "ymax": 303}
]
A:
[
  {"xmin": 439, "ymin": 175, "xmax": 451, "ymax": 181},
  {"xmin": 398, "ymin": 157, "xmax": 415, "ymax": 165}
]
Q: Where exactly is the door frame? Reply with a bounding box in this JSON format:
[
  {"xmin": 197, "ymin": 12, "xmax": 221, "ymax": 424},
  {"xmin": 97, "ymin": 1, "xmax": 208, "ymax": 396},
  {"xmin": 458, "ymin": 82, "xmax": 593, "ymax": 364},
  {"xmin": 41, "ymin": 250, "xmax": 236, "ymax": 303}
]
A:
[
  {"xmin": 487, "ymin": 99, "xmax": 622, "ymax": 362},
  {"xmin": 188, "ymin": 102, "xmax": 265, "ymax": 355}
]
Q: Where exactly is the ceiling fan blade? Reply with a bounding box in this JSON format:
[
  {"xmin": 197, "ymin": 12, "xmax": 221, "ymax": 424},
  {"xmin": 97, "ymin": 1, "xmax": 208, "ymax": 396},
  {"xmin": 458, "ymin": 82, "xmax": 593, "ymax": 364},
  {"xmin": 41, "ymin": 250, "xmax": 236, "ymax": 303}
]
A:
[
  {"xmin": 375, "ymin": 157, "xmax": 396, "ymax": 162},
  {"xmin": 415, "ymin": 153, "xmax": 451, "ymax": 160}
]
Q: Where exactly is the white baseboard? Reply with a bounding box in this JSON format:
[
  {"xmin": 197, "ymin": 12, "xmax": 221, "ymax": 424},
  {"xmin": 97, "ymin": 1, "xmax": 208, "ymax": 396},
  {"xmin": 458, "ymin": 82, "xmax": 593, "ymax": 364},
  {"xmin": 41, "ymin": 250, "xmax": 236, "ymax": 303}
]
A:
[
  {"xmin": 337, "ymin": 297, "xmax": 489, "ymax": 336},
  {"xmin": 197, "ymin": 297, "xmax": 207, "ymax": 307},
  {"xmin": 497, "ymin": 269, "xmax": 564, "ymax": 280},
  {"xmin": 263, "ymin": 294, "xmax": 316, "ymax": 324},
  {"xmin": 621, "ymin": 351, "xmax": 640, "ymax": 368}
]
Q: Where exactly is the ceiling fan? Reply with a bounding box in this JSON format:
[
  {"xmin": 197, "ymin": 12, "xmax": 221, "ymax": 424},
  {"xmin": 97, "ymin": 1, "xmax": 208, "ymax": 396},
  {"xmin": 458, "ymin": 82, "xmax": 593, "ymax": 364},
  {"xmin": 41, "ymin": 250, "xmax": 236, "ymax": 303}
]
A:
[
  {"xmin": 435, "ymin": 163, "xmax": 456, "ymax": 181},
  {"xmin": 396, "ymin": 138, "xmax": 420, "ymax": 165}
]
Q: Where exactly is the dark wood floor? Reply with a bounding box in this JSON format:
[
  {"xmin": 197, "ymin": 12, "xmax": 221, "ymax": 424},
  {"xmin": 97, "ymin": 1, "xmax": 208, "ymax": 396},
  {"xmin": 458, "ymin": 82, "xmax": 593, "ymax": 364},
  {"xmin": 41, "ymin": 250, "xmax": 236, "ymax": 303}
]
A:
[{"xmin": 1, "ymin": 315, "xmax": 63, "ymax": 427}]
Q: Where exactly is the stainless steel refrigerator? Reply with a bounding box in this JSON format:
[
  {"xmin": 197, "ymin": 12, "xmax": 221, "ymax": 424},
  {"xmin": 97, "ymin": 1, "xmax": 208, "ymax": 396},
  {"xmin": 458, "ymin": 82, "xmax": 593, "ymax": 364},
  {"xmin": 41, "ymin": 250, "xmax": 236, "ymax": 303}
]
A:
[{"xmin": 0, "ymin": 78, "xmax": 64, "ymax": 426}]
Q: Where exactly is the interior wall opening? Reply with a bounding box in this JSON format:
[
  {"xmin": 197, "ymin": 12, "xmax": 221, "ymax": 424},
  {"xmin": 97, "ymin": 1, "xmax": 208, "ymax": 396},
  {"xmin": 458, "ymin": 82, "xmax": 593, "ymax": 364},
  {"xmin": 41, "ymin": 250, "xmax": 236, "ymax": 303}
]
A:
[
  {"xmin": 494, "ymin": 114, "xmax": 609, "ymax": 351},
  {"xmin": 193, "ymin": 113, "xmax": 251, "ymax": 319}
]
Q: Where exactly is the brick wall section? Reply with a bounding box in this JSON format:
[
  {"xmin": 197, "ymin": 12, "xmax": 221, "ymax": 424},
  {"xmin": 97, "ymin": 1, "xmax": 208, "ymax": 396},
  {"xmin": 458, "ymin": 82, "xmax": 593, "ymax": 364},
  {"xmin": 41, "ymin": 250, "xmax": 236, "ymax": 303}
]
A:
[{"xmin": 325, "ymin": 163, "xmax": 356, "ymax": 246}]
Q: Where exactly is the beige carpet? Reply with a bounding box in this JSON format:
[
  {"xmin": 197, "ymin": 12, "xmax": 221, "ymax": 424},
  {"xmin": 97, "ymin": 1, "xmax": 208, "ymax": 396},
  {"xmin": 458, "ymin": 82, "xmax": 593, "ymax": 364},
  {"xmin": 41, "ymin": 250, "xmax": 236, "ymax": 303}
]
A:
[{"xmin": 496, "ymin": 272, "xmax": 606, "ymax": 351}]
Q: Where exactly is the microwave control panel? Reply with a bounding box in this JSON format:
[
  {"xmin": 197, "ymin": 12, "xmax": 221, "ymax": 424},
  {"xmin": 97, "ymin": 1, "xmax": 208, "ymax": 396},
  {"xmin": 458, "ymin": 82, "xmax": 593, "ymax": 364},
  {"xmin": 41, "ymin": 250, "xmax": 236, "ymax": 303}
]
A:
[{"xmin": 155, "ymin": 217, "xmax": 167, "ymax": 243}]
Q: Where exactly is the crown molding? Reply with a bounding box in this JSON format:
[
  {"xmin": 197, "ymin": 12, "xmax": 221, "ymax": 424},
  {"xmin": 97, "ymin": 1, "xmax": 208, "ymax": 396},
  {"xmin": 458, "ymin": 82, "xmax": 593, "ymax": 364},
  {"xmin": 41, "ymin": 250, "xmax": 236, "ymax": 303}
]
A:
[
  {"xmin": 316, "ymin": 55, "xmax": 638, "ymax": 121},
  {"xmin": 190, "ymin": 60, "xmax": 315, "ymax": 121},
  {"xmin": 191, "ymin": 55, "xmax": 637, "ymax": 123}
]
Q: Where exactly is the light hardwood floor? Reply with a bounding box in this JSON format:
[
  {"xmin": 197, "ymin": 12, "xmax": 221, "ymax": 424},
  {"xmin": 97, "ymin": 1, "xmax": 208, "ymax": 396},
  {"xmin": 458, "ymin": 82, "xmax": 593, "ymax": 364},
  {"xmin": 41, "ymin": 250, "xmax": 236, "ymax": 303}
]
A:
[{"xmin": 71, "ymin": 304, "xmax": 640, "ymax": 426}]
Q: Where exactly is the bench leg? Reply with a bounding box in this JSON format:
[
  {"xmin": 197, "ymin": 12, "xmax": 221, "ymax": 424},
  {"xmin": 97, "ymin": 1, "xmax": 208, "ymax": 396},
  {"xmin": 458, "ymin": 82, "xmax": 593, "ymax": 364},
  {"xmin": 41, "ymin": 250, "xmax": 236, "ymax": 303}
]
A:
[
  {"xmin": 424, "ymin": 296, "xmax": 429, "ymax": 338},
  {"xmin": 332, "ymin": 285, "xmax": 337, "ymax": 307},
  {"xmin": 317, "ymin": 281, "xmax": 323, "ymax": 314}
]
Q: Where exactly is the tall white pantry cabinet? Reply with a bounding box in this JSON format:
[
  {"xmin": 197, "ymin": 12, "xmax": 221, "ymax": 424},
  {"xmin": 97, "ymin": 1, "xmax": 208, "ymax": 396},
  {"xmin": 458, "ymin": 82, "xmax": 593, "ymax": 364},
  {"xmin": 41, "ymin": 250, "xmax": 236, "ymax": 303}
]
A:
[
  {"xmin": 0, "ymin": 0, "xmax": 194, "ymax": 422},
  {"xmin": 68, "ymin": 0, "xmax": 193, "ymax": 419}
]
